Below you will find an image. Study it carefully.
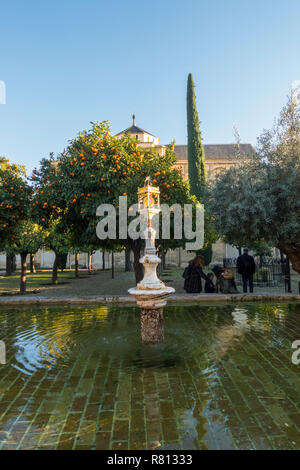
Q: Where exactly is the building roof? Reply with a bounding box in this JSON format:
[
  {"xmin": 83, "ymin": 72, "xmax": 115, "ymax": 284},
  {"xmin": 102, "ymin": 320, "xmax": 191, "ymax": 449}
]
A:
[
  {"xmin": 115, "ymin": 124, "xmax": 157, "ymax": 137},
  {"xmin": 174, "ymin": 144, "xmax": 255, "ymax": 160},
  {"xmin": 115, "ymin": 115, "xmax": 157, "ymax": 138}
]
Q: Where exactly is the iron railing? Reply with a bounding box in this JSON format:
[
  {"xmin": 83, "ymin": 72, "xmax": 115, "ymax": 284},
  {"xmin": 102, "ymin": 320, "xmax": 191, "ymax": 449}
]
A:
[{"xmin": 222, "ymin": 257, "xmax": 289, "ymax": 288}]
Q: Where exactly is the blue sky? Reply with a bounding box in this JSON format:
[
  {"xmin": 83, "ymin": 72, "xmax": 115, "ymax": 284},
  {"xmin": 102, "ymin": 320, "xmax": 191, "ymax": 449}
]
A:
[{"xmin": 0, "ymin": 0, "xmax": 300, "ymax": 173}]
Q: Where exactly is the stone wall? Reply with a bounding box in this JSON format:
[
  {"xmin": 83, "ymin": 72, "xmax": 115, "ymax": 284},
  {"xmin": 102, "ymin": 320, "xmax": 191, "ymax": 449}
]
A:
[{"xmin": 0, "ymin": 240, "xmax": 231, "ymax": 272}]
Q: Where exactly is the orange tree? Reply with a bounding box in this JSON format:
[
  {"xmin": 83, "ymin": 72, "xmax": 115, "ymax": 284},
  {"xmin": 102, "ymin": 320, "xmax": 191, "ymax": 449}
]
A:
[
  {"xmin": 4, "ymin": 221, "xmax": 45, "ymax": 294},
  {"xmin": 0, "ymin": 158, "xmax": 32, "ymax": 274},
  {"xmin": 30, "ymin": 155, "xmax": 73, "ymax": 284},
  {"xmin": 33, "ymin": 122, "xmax": 209, "ymax": 282}
]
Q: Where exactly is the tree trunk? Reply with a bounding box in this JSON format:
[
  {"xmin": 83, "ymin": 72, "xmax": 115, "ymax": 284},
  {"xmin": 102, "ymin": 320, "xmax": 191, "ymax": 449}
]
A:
[
  {"xmin": 20, "ymin": 252, "xmax": 28, "ymax": 295},
  {"xmin": 178, "ymin": 247, "xmax": 182, "ymax": 268},
  {"xmin": 131, "ymin": 240, "xmax": 143, "ymax": 283},
  {"xmin": 111, "ymin": 251, "xmax": 115, "ymax": 279},
  {"xmin": 88, "ymin": 252, "xmax": 92, "ymax": 274},
  {"xmin": 30, "ymin": 253, "xmax": 36, "ymax": 273},
  {"xmin": 125, "ymin": 247, "xmax": 131, "ymax": 272},
  {"xmin": 75, "ymin": 252, "xmax": 79, "ymax": 278},
  {"xmin": 278, "ymin": 244, "xmax": 300, "ymax": 275},
  {"xmin": 162, "ymin": 250, "xmax": 167, "ymax": 270},
  {"xmin": 5, "ymin": 253, "xmax": 13, "ymax": 276},
  {"xmin": 52, "ymin": 253, "xmax": 59, "ymax": 285}
]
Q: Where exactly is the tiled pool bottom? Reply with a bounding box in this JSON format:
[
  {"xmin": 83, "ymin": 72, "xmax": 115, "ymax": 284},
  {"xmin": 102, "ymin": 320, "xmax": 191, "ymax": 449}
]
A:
[{"xmin": 0, "ymin": 304, "xmax": 299, "ymax": 450}]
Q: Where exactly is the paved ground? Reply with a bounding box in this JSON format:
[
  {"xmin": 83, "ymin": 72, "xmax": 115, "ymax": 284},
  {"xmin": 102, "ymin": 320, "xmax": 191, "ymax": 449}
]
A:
[{"xmin": 0, "ymin": 267, "xmax": 300, "ymax": 304}]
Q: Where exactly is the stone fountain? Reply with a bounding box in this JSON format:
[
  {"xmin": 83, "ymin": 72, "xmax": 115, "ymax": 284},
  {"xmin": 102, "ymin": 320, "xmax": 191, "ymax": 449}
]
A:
[{"xmin": 128, "ymin": 177, "xmax": 175, "ymax": 343}]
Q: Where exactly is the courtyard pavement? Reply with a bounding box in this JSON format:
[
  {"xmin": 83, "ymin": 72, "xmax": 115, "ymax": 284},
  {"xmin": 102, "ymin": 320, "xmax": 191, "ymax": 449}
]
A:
[{"xmin": 0, "ymin": 268, "xmax": 299, "ymax": 305}]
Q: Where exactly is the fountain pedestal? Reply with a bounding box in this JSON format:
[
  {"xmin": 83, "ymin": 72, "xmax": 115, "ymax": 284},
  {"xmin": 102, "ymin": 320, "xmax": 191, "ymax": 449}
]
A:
[
  {"xmin": 128, "ymin": 178, "xmax": 175, "ymax": 343},
  {"xmin": 128, "ymin": 263, "xmax": 175, "ymax": 343},
  {"xmin": 141, "ymin": 307, "xmax": 164, "ymax": 343}
]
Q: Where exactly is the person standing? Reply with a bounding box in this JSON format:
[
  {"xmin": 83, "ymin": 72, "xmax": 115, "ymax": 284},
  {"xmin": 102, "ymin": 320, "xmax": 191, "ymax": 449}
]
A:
[
  {"xmin": 237, "ymin": 248, "xmax": 256, "ymax": 293},
  {"xmin": 183, "ymin": 255, "xmax": 209, "ymax": 293}
]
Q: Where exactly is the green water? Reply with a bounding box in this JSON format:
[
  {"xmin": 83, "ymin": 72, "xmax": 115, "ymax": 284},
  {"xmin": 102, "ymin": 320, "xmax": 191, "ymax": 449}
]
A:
[{"xmin": 0, "ymin": 303, "xmax": 299, "ymax": 450}]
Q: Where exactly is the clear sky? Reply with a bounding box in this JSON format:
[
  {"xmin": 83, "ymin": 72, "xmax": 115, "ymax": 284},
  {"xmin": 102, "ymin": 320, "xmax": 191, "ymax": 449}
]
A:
[{"xmin": 1, "ymin": 0, "xmax": 300, "ymax": 172}]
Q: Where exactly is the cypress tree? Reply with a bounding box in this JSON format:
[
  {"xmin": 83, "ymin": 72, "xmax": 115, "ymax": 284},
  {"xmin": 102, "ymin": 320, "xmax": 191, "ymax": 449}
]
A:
[{"xmin": 186, "ymin": 73, "xmax": 207, "ymax": 200}]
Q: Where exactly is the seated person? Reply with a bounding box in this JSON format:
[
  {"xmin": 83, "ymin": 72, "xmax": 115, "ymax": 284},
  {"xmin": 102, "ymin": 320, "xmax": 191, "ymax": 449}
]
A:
[
  {"xmin": 212, "ymin": 266, "xmax": 239, "ymax": 294},
  {"xmin": 223, "ymin": 268, "xmax": 238, "ymax": 292},
  {"xmin": 205, "ymin": 273, "xmax": 215, "ymax": 293}
]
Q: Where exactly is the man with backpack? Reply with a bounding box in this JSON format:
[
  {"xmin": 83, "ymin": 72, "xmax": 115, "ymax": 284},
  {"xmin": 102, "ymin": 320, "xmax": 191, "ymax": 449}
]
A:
[{"xmin": 237, "ymin": 248, "xmax": 256, "ymax": 293}]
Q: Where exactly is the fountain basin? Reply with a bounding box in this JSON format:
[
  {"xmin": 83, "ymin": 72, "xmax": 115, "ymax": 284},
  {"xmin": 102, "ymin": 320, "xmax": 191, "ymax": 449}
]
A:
[{"xmin": 128, "ymin": 286, "xmax": 175, "ymax": 309}]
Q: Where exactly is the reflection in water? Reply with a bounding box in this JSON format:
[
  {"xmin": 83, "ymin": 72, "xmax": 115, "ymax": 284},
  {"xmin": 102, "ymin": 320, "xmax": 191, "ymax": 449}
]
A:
[{"xmin": 0, "ymin": 303, "xmax": 299, "ymax": 450}]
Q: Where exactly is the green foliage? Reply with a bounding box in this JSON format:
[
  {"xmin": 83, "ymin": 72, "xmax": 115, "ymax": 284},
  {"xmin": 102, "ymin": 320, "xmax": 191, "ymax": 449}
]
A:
[
  {"xmin": 196, "ymin": 245, "xmax": 213, "ymax": 266},
  {"xmin": 186, "ymin": 73, "xmax": 207, "ymax": 200},
  {"xmin": 254, "ymin": 268, "xmax": 269, "ymax": 283},
  {"xmin": 32, "ymin": 122, "xmax": 197, "ymax": 255},
  {"xmin": 208, "ymin": 93, "xmax": 300, "ymax": 273},
  {"xmin": 0, "ymin": 158, "xmax": 32, "ymax": 249},
  {"xmin": 5, "ymin": 221, "xmax": 45, "ymax": 255},
  {"xmin": 248, "ymin": 240, "xmax": 272, "ymax": 257}
]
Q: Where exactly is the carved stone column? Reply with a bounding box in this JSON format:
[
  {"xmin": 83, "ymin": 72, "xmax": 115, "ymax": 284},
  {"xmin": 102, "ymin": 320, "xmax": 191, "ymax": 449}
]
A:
[{"xmin": 141, "ymin": 308, "xmax": 164, "ymax": 343}]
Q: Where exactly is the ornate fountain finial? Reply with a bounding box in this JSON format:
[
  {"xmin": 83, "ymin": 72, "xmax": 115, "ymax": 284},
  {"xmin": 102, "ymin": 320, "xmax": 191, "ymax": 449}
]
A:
[
  {"xmin": 132, "ymin": 114, "xmax": 136, "ymax": 126},
  {"xmin": 144, "ymin": 176, "xmax": 152, "ymax": 186}
]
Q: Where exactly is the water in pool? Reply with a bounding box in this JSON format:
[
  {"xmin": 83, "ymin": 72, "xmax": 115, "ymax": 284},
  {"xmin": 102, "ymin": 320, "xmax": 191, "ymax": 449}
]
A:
[{"xmin": 0, "ymin": 303, "xmax": 299, "ymax": 450}]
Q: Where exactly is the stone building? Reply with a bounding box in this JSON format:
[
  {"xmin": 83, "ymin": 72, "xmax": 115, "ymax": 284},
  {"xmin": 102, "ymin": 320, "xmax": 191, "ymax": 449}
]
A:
[
  {"xmin": 115, "ymin": 115, "xmax": 254, "ymax": 181},
  {"xmin": 115, "ymin": 114, "xmax": 166, "ymax": 157},
  {"xmin": 173, "ymin": 143, "xmax": 254, "ymax": 180}
]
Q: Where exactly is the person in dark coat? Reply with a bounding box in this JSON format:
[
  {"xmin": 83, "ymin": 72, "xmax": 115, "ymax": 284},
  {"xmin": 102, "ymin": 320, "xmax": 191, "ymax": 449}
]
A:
[
  {"xmin": 205, "ymin": 273, "xmax": 215, "ymax": 293},
  {"xmin": 182, "ymin": 263, "xmax": 192, "ymax": 292},
  {"xmin": 237, "ymin": 248, "xmax": 256, "ymax": 293},
  {"xmin": 183, "ymin": 255, "xmax": 209, "ymax": 293}
]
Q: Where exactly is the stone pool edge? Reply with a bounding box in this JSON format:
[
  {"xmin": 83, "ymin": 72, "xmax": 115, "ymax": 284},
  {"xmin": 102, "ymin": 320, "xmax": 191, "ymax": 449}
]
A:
[{"xmin": 0, "ymin": 293, "xmax": 299, "ymax": 306}]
